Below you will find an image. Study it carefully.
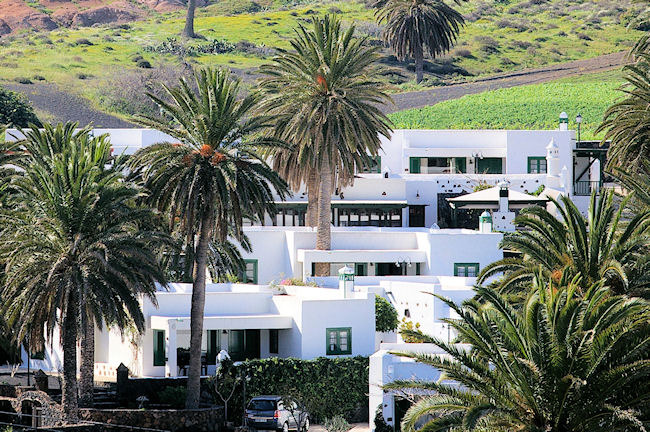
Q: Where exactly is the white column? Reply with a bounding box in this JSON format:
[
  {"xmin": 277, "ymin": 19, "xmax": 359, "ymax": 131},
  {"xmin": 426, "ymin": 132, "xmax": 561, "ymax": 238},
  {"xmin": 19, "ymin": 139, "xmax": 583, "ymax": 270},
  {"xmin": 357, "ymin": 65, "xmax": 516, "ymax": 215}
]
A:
[{"xmin": 166, "ymin": 320, "xmax": 177, "ymax": 378}]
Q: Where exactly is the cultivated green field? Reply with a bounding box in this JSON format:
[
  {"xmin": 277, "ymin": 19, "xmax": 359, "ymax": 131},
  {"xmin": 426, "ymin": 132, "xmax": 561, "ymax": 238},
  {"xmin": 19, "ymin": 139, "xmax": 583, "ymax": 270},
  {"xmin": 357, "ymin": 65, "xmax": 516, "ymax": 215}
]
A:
[{"xmin": 388, "ymin": 71, "xmax": 624, "ymax": 140}]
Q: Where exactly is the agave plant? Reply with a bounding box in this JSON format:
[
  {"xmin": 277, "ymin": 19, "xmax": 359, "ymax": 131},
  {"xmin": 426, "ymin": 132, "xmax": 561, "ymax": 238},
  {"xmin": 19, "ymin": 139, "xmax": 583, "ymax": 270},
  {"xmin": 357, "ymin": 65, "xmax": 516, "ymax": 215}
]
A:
[{"xmin": 386, "ymin": 280, "xmax": 650, "ymax": 432}]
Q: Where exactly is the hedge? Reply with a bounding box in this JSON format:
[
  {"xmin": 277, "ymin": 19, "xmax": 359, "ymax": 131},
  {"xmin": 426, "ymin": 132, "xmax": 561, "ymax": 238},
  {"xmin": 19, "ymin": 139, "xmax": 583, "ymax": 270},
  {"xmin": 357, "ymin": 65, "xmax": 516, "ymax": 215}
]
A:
[{"xmin": 223, "ymin": 356, "xmax": 369, "ymax": 423}]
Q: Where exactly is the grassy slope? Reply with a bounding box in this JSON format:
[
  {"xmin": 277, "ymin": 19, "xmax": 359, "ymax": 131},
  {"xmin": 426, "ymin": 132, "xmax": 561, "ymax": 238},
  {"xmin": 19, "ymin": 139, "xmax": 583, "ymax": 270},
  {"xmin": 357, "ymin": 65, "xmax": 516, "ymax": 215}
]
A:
[
  {"xmin": 0, "ymin": 0, "xmax": 640, "ymax": 118},
  {"xmin": 388, "ymin": 70, "xmax": 624, "ymax": 140}
]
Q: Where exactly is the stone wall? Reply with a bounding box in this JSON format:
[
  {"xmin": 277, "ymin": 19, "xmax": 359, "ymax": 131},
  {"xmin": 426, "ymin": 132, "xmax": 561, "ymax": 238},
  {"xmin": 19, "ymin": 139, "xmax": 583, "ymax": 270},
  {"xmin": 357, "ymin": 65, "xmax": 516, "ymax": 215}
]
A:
[{"xmin": 79, "ymin": 407, "xmax": 223, "ymax": 432}]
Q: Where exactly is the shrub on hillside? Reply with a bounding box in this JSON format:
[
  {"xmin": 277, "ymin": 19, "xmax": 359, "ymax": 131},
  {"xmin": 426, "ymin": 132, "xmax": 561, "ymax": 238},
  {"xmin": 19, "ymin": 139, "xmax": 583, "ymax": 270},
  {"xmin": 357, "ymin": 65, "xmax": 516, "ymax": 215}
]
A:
[
  {"xmin": 13, "ymin": 77, "xmax": 32, "ymax": 84},
  {"xmin": 136, "ymin": 59, "xmax": 152, "ymax": 69},
  {"xmin": 0, "ymin": 86, "xmax": 40, "ymax": 127},
  {"xmin": 453, "ymin": 48, "xmax": 474, "ymax": 59},
  {"xmin": 475, "ymin": 36, "xmax": 500, "ymax": 54},
  {"xmin": 144, "ymin": 37, "xmax": 235, "ymax": 58},
  {"xmin": 213, "ymin": 0, "xmax": 261, "ymax": 15},
  {"xmin": 96, "ymin": 65, "xmax": 190, "ymax": 117},
  {"xmin": 75, "ymin": 38, "xmax": 93, "ymax": 46}
]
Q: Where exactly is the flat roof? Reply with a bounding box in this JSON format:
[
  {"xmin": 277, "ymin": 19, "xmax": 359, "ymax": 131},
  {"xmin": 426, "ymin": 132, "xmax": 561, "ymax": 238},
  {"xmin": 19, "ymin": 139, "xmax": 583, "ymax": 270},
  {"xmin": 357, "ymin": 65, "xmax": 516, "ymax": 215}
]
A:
[{"xmin": 151, "ymin": 314, "xmax": 293, "ymax": 330}]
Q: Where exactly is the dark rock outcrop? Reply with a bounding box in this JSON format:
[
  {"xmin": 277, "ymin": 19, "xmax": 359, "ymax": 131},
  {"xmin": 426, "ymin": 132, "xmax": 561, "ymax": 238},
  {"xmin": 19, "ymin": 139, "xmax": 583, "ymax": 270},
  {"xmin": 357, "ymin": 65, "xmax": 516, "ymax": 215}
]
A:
[{"xmin": 0, "ymin": 19, "xmax": 11, "ymax": 35}]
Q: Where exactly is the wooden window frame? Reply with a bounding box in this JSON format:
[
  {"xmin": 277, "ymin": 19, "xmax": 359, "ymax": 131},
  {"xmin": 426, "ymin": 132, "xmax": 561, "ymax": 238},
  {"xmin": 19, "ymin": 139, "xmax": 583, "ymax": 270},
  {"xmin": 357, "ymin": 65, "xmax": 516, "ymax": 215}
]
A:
[
  {"xmin": 527, "ymin": 156, "xmax": 547, "ymax": 174},
  {"xmin": 454, "ymin": 263, "xmax": 480, "ymax": 277},
  {"xmin": 242, "ymin": 259, "xmax": 258, "ymax": 284},
  {"xmin": 326, "ymin": 327, "xmax": 352, "ymax": 355}
]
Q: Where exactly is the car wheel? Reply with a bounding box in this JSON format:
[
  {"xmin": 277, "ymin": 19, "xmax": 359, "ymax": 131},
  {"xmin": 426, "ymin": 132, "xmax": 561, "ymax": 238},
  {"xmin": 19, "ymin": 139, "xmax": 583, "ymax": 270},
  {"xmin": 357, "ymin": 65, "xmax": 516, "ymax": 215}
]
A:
[
  {"xmin": 283, "ymin": 422, "xmax": 289, "ymax": 432},
  {"xmin": 302, "ymin": 417, "xmax": 310, "ymax": 432}
]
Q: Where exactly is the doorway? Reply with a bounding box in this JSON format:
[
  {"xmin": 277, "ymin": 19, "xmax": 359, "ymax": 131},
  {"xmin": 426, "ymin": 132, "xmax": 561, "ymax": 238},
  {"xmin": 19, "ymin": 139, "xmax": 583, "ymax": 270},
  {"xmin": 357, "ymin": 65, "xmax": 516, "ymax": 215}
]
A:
[
  {"xmin": 408, "ymin": 205, "xmax": 425, "ymax": 227},
  {"xmin": 477, "ymin": 158, "xmax": 503, "ymax": 174}
]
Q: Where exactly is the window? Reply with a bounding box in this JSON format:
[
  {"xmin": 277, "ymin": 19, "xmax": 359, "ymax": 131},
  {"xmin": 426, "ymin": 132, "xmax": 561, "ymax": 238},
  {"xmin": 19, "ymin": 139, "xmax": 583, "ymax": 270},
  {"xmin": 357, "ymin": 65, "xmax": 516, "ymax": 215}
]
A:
[
  {"xmin": 326, "ymin": 328, "xmax": 352, "ymax": 355},
  {"xmin": 528, "ymin": 157, "xmax": 547, "ymax": 174},
  {"xmin": 355, "ymin": 263, "xmax": 368, "ymax": 276},
  {"xmin": 269, "ymin": 329, "xmax": 279, "ymax": 354},
  {"xmin": 359, "ymin": 156, "xmax": 381, "ymax": 173},
  {"xmin": 206, "ymin": 329, "xmax": 221, "ymax": 364},
  {"xmin": 454, "ymin": 263, "xmax": 480, "ymax": 277},
  {"xmin": 453, "ymin": 157, "xmax": 467, "ymax": 173},
  {"xmin": 477, "ymin": 158, "xmax": 503, "ymax": 174},
  {"xmin": 153, "ymin": 330, "xmax": 166, "ymax": 366},
  {"xmin": 409, "ymin": 157, "xmax": 452, "ymax": 174},
  {"xmin": 242, "ymin": 259, "xmax": 258, "ymax": 284},
  {"xmin": 229, "ymin": 330, "xmax": 245, "ymax": 360}
]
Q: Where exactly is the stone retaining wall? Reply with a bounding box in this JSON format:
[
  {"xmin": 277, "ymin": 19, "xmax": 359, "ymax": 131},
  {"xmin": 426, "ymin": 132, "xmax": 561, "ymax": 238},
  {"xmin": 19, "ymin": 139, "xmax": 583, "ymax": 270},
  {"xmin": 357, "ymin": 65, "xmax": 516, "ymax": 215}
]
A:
[{"xmin": 79, "ymin": 407, "xmax": 223, "ymax": 432}]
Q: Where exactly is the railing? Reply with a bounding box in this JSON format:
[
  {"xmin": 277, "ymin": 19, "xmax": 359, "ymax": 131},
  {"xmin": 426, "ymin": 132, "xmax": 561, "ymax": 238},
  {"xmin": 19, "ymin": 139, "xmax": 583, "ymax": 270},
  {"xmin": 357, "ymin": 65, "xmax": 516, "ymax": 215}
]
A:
[{"xmin": 574, "ymin": 180, "xmax": 601, "ymax": 196}]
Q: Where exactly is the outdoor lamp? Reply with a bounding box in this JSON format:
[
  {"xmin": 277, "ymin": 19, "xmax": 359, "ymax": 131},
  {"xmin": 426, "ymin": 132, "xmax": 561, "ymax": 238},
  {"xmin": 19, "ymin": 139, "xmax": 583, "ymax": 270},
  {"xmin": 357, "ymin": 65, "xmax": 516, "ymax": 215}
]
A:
[{"xmin": 576, "ymin": 113, "xmax": 583, "ymax": 143}]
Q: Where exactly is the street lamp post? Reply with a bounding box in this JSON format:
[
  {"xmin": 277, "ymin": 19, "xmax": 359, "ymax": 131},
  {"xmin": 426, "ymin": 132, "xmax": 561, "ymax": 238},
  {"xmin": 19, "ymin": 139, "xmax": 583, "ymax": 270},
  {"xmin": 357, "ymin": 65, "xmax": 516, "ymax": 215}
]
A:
[{"xmin": 576, "ymin": 113, "xmax": 582, "ymax": 143}]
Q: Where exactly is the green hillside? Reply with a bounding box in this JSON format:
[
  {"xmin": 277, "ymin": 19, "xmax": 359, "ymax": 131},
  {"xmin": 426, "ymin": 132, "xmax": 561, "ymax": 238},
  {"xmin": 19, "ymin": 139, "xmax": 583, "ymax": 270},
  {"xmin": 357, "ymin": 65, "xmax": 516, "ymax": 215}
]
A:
[
  {"xmin": 388, "ymin": 70, "xmax": 624, "ymax": 140},
  {"xmin": 0, "ymin": 0, "xmax": 641, "ymax": 118}
]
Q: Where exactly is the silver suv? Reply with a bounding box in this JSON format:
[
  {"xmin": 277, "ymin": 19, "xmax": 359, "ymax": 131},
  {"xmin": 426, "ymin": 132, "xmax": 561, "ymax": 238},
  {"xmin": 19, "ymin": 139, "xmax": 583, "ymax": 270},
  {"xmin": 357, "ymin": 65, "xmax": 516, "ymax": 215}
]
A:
[{"xmin": 245, "ymin": 396, "xmax": 310, "ymax": 432}]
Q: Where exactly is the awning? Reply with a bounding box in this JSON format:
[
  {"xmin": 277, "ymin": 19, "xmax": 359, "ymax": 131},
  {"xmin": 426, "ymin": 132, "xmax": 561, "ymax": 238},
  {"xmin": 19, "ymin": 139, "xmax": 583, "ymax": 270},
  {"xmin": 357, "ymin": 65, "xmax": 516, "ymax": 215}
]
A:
[
  {"xmin": 447, "ymin": 187, "xmax": 548, "ymax": 210},
  {"xmin": 151, "ymin": 314, "xmax": 293, "ymax": 331},
  {"xmin": 275, "ymin": 200, "xmax": 408, "ymax": 209}
]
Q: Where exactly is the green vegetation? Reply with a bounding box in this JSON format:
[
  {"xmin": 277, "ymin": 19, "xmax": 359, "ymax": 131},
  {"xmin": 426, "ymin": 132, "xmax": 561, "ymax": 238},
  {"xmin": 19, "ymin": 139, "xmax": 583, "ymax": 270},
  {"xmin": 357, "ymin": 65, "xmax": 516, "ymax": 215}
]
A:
[
  {"xmin": 227, "ymin": 356, "xmax": 369, "ymax": 423},
  {"xmin": 0, "ymin": 0, "xmax": 641, "ymax": 120},
  {"xmin": 387, "ymin": 282, "xmax": 650, "ymax": 432},
  {"xmin": 389, "ymin": 71, "xmax": 624, "ymax": 139},
  {"xmin": 0, "ymin": 86, "xmax": 40, "ymax": 127},
  {"xmin": 375, "ymin": 295, "xmax": 399, "ymax": 332}
]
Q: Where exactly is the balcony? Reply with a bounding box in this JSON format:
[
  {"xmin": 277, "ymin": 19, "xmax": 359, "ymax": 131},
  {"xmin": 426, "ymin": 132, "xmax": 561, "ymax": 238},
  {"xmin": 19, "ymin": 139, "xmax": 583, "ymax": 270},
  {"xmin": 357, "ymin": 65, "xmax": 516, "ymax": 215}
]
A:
[{"xmin": 574, "ymin": 180, "xmax": 601, "ymax": 196}]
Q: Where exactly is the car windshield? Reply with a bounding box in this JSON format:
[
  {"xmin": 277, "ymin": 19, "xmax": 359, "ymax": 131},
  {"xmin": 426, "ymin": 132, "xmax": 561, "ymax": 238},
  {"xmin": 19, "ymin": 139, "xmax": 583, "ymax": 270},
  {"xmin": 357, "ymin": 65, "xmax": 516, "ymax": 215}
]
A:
[{"xmin": 248, "ymin": 400, "xmax": 276, "ymax": 411}]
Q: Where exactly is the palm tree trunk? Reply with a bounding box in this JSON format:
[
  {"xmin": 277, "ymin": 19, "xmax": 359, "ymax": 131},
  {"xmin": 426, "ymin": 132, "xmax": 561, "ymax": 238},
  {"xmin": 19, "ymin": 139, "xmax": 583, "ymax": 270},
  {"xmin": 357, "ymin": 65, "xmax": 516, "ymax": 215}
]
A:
[
  {"xmin": 185, "ymin": 210, "xmax": 213, "ymax": 409},
  {"xmin": 62, "ymin": 299, "xmax": 79, "ymax": 422},
  {"xmin": 306, "ymin": 170, "xmax": 319, "ymax": 227},
  {"xmin": 183, "ymin": 0, "xmax": 196, "ymax": 38},
  {"xmin": 415, "ymin": 49, "xmax": 424, "ymax": 84},
  {"xmin": 314, "ymin": 157, "xmax": 332, "ymax": 276},
  {"xmin": 79, "ymin": 313, "xmax": 94, "ymax": 408}
]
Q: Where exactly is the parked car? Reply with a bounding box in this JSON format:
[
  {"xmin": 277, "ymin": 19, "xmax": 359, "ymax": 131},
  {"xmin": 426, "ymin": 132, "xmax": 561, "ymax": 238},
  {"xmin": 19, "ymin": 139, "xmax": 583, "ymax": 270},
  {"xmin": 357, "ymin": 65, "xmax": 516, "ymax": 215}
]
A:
[{"xmin": 245, "ymin": 395, "xmax": 310, "ymax": 432}]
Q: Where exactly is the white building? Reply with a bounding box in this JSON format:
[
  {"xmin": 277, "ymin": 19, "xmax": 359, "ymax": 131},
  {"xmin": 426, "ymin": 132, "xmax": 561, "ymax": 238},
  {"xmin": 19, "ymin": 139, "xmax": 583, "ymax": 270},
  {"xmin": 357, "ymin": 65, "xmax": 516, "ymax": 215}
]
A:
[
  {"xmin": 6, "ymin": 123, "xmax": 603, "ymax": 418},
  {"xmin": 22, "ymin": 282, "xmax": 376, "ymax": 379}
]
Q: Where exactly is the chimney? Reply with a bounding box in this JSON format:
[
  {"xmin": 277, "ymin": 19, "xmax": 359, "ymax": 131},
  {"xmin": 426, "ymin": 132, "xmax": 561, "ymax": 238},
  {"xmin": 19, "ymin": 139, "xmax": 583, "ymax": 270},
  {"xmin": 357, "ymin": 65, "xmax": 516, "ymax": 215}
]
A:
[
  {"xmin": 559, "ymin": 112, "xmax": 569, "ymax": 131},
  {"xmin": 498, "ymin": 181, "xmax": 509, "ymax": 213},
  {"xmin": 338, "ymin": 265, "xmax": 355, "ymax": 298}
]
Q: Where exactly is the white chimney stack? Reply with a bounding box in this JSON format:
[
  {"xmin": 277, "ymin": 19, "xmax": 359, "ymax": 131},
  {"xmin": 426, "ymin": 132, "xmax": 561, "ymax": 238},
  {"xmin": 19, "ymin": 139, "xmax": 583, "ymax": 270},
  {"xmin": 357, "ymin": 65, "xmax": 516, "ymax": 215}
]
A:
[
  {"xmin": 338, "ymin": 265, "xmax": 355, "ymax": 298},
  {"xmin": 559, "ymin": 112, "xmax": 569, "ymax": 131}
]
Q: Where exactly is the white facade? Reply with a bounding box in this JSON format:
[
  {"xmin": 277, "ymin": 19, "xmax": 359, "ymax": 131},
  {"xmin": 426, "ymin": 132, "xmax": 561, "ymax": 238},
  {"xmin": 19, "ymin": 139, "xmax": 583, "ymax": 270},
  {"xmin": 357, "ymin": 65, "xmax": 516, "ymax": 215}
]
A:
[
  {"xmin": 238, "ymin": 226, "xmax": 502, "ymax": 284},
  {"xmin": 23, "ymin": 282, "xmax": 376, "ymax": 378},
  {"xmin": 369, "ymin": 343, "xmax": 462, "ymax": 430}
]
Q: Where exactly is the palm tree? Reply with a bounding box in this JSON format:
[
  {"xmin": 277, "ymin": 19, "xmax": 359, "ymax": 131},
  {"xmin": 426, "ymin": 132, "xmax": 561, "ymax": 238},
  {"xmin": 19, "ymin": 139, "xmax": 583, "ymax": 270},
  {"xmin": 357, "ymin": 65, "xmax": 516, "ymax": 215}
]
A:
[
  {"xmin": 597, "ymin": 37, "xmax": 650, "ymax": 170},
  {"xmin": 375, "ymin": 0, "xmax": 466, "ymax": 83},
  {"xmin": 258, "ymin": 15, "xmax": 392, "ymax": 276},
  {"xmin": 478, "ymin": 190, "xmax": 650, "ymax": 299},
  {"xmin": 0, "ymin": 123, "xmax": 167, "ymax": 420},
  {"xmin": 183, "ymin": 0, "xmax": 197, "ymax": 38},
  {"xmin": 128, "ymin": 67, "xmax": 288, "ymax": 408},
  {"xmin": 386, "ymin": 280, "xmax": 650, "ymax": 432}
]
